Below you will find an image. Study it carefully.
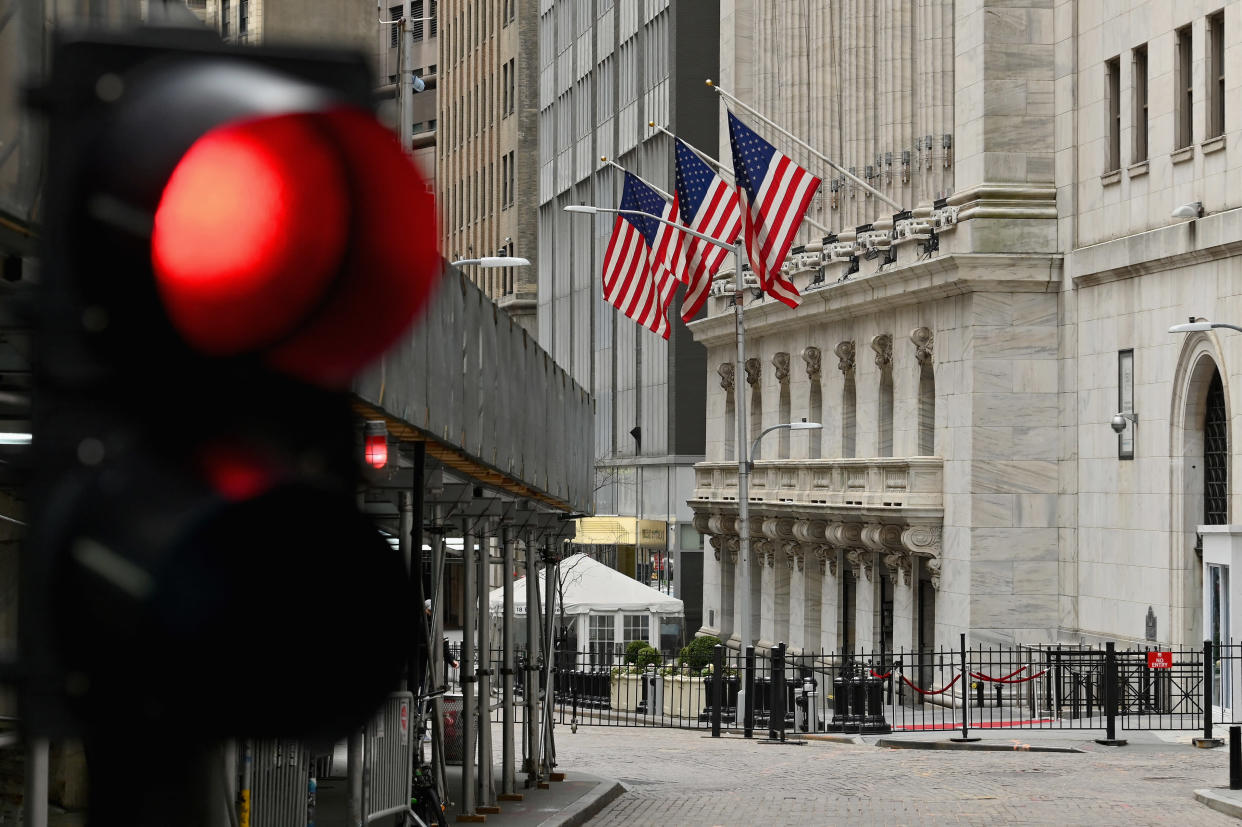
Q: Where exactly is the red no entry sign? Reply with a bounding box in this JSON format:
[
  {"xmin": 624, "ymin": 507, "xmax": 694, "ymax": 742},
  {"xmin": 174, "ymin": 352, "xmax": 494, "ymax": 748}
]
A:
[{"xmin": 1148, "ymin": 651, "xmax": 1173, "ymax": 669}]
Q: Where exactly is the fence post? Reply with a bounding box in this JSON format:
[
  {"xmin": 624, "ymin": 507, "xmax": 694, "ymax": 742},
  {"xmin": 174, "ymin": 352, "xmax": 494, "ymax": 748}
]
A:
[
  {"xmin": 1196, "ymin": 638, "xmax": 1226, "ymax": 747},
  {"xmin": 711, "ymin": 644, "xmax": 723, "ymax": 738},
  {"xmin": 951, "ymin": 632, "xmax": 980, "ymax": 742},
  {"xmin": 744, "ymin": 645, "xmax": 755, "ymax": 739},
  {"xmin": 1095, "ymin": 641, "xmax": 1126, "ymax": 746},
  {"xmin": 773, "ymin": 642, "xmax": 787, "ymax": 742}
]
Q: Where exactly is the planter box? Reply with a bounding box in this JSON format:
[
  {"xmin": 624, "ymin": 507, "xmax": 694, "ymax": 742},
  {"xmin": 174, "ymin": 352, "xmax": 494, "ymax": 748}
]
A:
[
  {"xmin": 609, "ymin": 673, "xmax": 644, "ymax": 713},
  {"xmin": 663, "ymin": 675, "xmax": 708, "ymax": 720}
]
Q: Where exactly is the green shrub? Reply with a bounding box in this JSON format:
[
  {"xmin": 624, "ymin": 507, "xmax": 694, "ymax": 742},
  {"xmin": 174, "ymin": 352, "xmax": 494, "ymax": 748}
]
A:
[
  {"xmin": 635, "ymin": 645, "xmax": 662, "ymax": 669},
  {"xmin": 679, "ymin": 635, "xmax": 722, "ymax": 672},
  {"xmin": 624, "ymin": 640, "xmax": 649, "ymax": 665}
]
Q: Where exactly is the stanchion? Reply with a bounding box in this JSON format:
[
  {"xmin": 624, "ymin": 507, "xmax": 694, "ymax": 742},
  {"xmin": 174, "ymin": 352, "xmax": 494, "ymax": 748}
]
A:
[
  {"xmin": 743, "ymin": 645, "xmax": 755, "ymax": 739},
  {"xmin": 950, "ymin": 633, "xmax": 980, "ymax": 743},
  {"xmin": 711, "ymin": 644, "xmax": 723, "ymax": 738},
  {"xmin": 1195, "ymin": 639, "xmax": 1225, "ymax": 748},
  {"xmin": 1095, "ymin": 641, "xmax": 1127, "ymax": 746},
  {"xmin": 1231, "ymin": 726, "xmax": 1241, "ymax": 790}
]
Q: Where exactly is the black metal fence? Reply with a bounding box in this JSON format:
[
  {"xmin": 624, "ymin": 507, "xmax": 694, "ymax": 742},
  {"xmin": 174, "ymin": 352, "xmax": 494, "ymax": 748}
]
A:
[{"xmin": 464, "ymin": 638, "xmax": 1242, "ymax": 739}]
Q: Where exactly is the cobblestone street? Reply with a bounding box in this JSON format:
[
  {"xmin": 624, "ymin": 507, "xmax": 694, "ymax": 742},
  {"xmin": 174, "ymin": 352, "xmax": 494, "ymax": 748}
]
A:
[{"xmin": 546, "ymin": 725, "xmax": 1238, "ymax": 826}]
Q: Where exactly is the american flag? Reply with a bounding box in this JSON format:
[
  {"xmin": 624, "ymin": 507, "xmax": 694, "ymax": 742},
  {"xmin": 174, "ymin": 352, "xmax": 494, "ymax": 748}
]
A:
[
  {"xmin": 601, "ymin": 172, "xmax": 679, "ymax": 339},
  {"xmin": 727, "ymin": 110, "xmax": 821, "ymax": 309},
  {"xmin": 674, "ymin": 138, "xmax": 741, "ymax": 322}
]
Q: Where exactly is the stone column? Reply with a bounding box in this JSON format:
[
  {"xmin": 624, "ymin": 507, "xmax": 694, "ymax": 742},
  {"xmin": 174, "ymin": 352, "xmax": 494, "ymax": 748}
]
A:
[
  {"xmin": 773, "ymin": 542, "xmax": 792, "ymax": 647},
  {"xmin": 848, "ymin": 549, "xmax": 878, "ymax": 654},
  {"xmin": 886, "ymin": 552, "xmax": 918, "ymax": 656},
  {"xmin": 800, "ymin": 545, "xmax": 823, "ymax": 654},
  {"xmin": 757, "ymin": 539, "xmax": 776, "ymax": 649},
  {"xmin": 787, "ymin": 545, "xmax": 807, "ymax": 652},
  {"xmin": 818, "ymin": 548, "xmax": 840, "ymax": 654}
]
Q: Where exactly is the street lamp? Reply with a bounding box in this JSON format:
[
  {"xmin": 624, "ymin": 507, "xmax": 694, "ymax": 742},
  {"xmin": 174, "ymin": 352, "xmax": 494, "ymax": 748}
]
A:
[
  {"xmin": 566, "ymin": 201, "xmax": 816, "ymax": 738},
  {"xmin": 1169, "ymin": 319, "xmax": 1242, "ymax": 335},
  {"xmin": 450, "ymin": 256, "xmax": 532, "ymax": 268}
]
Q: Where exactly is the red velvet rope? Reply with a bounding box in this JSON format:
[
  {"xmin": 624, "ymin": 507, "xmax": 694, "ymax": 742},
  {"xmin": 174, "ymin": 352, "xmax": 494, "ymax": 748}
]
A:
[
  {"xmin": 992, "ymin": 668, "xmax": 1047, "ymax": 685},
  {"xmin": 870, "ymin": 669, "xmax": 893, "ymax": 679},
  {"xmin": 899, "ymin": 673, "xmax": 962, "ymax": 696},
  {"xmin": 969, "ymin": 665, "xmax": 1028, "ymax": 682}
]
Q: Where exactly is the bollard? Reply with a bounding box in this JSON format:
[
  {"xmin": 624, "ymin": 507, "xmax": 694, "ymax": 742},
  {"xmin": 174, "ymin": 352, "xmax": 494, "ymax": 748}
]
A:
[
  {"xmin": 1232, "ymin": 726, "xmax": 1241, "ymax": 790},
  {"xmin": 711, "ymin": 644, "xmax": 723, "ymax": 737},
  {"xmin": 1205, "ymin": 639, "xmax": 1215, "ymax": 742},
  {"xmin": 773, "ymin": 642, "xmax": 787, "ymax": 742},
  {"xmin": 744, "ymin": 645, "xmax": 756, "ymax": 739},
  {"xmin": 1095, "ymin": 641, "xmax": 1126, "ymax": 746}
]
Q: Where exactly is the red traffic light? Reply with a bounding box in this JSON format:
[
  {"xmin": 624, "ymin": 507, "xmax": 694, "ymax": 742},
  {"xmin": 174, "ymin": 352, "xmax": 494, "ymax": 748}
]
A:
[{"xmin": 151, "ymin": 107, "xmax": 440, "ymax": 387}]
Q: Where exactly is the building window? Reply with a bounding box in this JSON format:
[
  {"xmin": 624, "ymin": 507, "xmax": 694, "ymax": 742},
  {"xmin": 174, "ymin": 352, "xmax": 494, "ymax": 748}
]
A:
[
  {"xmin": 1205, "ymin": 369, "xmax": 1228, "ymax": 524},
  {"xmin": 622, "ymin": 614, "xmax": 649, "ymax": 646},
  {"xmin": 505, "ymin": 151, "xmax": 515, "ymax": 208},
  {"xmin": 501, "ymin": 153, "xmax": 509, "ymax": 208},
  {"xmin": 221, "ymin": 0, "xmax": 230, "ymax": 38},
  {"xmin": 1105, "ymin": 56, "xmax": 1121, "ymax": 172},
  {"xmin": 390, "ymin": 5, "xmax": 401, "ymax": 48},
  {"xmin": 412, "ymin": 0, "xmax": 425, "ymax": 41},
  {"xmin": 589, "ymin": 615, "xmax": 615, "ymax": 649},
  {"xmin": 430, "ymin": 0, "xmax": 438, "ymax": 36},
  {"xmin": 502, "ymin": 61, "xmax": 510, "ymax": 117},
  {"xmin": 1209, "ymin": 10, "xmax": 1225, "ymax": 139},
  {"xmin": 808, "ymin": 372, "xmax": 822, "ymax": 460},
  {"xmin": 1118, "ymin": 349, "xmax": 1135, "ymax": 459},
  {"xmin": 1132, "ymin": 44, "xmax": 1148, "ymax": 162},
  {"xmin": 1176, "ymin": 24, "xmax": 1193, "ymax": 149},
  {"xmin": 239, "ymin": 0, "xmax": 248, "ymax": 36},
  {"xmin": 505, "ymin": 59, "xmax": 516, "ymax": 116}
]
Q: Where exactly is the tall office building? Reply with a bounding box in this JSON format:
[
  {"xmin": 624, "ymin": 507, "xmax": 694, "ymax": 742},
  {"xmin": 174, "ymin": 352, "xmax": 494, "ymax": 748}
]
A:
[
  {"xmin": 438, "ymin": 0, "xmax": 539, "ymax": 331},
  {"xmin": 205, "ymin": 0, "xmax": 437, "ymax": 194},
  {"xmin": 538, "ymin": 1, "xmax": 720, "ymax": 636}
]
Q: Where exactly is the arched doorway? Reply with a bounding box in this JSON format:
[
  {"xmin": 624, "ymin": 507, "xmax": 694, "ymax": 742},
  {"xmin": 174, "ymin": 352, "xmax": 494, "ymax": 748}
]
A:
[{"xmin": 1171, "ymin": 340, "xmax": 1232, "ymax": 646}]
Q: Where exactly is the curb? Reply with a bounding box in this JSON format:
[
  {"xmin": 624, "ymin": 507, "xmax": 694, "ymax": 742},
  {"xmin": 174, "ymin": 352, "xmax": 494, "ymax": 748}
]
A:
[
  {"xmin": 802, "ymin": 734, "xmax": 866, "ymax": 746},
  {"xmin": 539, "ymin": 778, "xmax": 625, "ymax": 827},
  {"xmin": 1195, "ymin": 788, "xmax": 1242, "ymax": 819},
  {"xmin": 874, "ymin": 738, "xmax": 1084, "ymax": 754}
]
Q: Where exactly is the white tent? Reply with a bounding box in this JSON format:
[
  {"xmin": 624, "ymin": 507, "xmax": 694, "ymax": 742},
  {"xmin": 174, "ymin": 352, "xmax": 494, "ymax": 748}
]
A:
[{"xmin": 488, "ymin": 553, "xmax": 683, "ymax": 650}]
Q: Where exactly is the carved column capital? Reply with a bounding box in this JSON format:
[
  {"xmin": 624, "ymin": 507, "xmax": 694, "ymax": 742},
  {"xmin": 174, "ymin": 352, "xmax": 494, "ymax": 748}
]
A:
[
  {"xmin": 726, "ymin": 535, "xmax": 740, "ymax": 565},
  {"xmin": 883, "ymin": 551, "xmax": 913, "ymax": 587},
  {"xmin": 772, "ymin": 352, "xmax": 791, "ymax": 384},
  {"xmin": 784, "ymin": 541, "xmax": 803, "ymax": 571},
  {"xmin": 814, "ymin": 545, "xmax": 838, "ymax": 578},
  {"xmin": 925, "ymin": 557, "xmax": 941, "ymax": 590},
  {"xmin": 845, "ymin": 548, "xmax": 874, "ymax": 582},
  {"xmin": 825, "ymin": 521, "xmax": 863, "ymax": 550},
  {"xmin": 718, "ymin": 362, "xmax": 735, "ymax": 392},
  {"xmin": 900, "ymin": 524, "xmax": 942, "ymax": 558},
  {"xmin": 910, "ymin": 327, "xmax": 934, "ymax": 367},
  {"xmin": 744, "ymin": 357, "xmax": 762, "ymax": 387},
  {"xmin": 834, "ymin": 340, "xmax": 856, "ymax": 375},
  {"xmin": 710, "ymin": 534, "xmax": 724, "ymax": 562},
  {"xmin": 861, "ymin": 522, "xmax": 904, "ymax": 554},
  {"xmin": 754, "ymin": 538, "xmax": 775, "ymax": 567},
  {"xmin": 802, "ymin": 346, "xmax": 822, "ymax": 381},
  {"xmin": 792, "ymin": 518, "xmax": 828, "ymax": 545},
  {"xmin": 871, "ymin": 333, "xmax": 893, "ymax": 369},
  {"xmin": 761, "ymin": 516, "xmax": 797, "ymax": 542}
]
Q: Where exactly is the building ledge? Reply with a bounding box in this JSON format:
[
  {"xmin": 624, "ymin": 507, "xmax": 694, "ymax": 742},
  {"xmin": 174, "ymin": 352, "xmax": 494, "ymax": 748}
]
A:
[
  {"xmin": 1203, "ymin": 134, "xmax": 1227, "ymax": 155},
  {"xmin": 1101, "ymin": 169, "xmax": 1121, "ymax": 186},
  {"xmin": 1127, "ymin": 160, "xmax": 1149, "ymax": 178},
  {"xmin": 1171, "ymin": 145, "xmax": 1194, "ymax": 164}
]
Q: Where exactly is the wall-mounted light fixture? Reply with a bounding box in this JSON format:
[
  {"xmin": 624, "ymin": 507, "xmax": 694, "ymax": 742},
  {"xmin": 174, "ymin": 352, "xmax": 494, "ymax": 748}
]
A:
[{"xmin": 364, "ymin": 420, "xmax": 389, "ymax": 469}]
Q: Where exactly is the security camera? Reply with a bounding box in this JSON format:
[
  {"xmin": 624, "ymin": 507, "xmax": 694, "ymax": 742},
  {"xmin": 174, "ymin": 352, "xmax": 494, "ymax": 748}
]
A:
[{"xmin": 1111, "ymin": 414, "xmax": 1127, "ymax": 434}]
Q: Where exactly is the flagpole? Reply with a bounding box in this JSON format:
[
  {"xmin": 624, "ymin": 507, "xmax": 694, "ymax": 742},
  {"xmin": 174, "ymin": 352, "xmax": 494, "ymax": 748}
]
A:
[
  {"xmin": 601, "ymin": 157, "xmax": 674, "ymax": 202},
  {"xmin": 706, "ymin": 79, "xmax": 904, "ymax": 211},
  {"xmin": 566, "ymin": 202, "xmax": 753, "ymax": 670}
]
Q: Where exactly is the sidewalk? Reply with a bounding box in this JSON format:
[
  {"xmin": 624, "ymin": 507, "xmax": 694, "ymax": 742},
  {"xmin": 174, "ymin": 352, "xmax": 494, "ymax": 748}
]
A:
[{"xmin": 441, "ymin": 766, "xmax": 622, "ymax": 827}]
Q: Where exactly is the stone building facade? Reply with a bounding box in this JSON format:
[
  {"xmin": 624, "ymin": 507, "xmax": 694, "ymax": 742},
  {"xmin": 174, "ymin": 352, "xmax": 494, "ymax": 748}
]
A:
[
  {"xmin": 693, "ymin": 0, "xmax": 1242, "ymax": 655},
  {"xmin": 537, "ymin": 0, "xmax": 720, "ymax": 633},
  {"xmin": 439, "ymin": 0, "xmax": 540, "ymax": 331}
]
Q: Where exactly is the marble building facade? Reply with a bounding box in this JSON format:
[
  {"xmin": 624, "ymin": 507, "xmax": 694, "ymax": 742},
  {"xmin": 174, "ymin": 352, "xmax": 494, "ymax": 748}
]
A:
[{"xmin": 692, "ymin": 0, "xmax": 1242, "ymax": 655}]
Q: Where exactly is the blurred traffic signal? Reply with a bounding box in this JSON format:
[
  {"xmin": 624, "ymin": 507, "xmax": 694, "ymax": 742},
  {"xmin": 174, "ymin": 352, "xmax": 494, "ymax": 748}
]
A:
[{"xmin": 24, "ymin": 29, "xmax": 440, "ymax": 742}]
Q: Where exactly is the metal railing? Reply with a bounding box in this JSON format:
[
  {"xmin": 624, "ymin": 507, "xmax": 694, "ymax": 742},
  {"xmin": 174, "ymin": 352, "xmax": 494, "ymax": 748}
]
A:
[{"xmin": 479, "ymin": 639, "xmax": 1242, "ymax": 741}]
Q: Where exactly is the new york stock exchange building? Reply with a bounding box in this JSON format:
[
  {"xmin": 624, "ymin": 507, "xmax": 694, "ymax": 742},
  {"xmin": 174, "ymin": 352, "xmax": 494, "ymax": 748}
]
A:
[{"xmin": 691, "ymin": 1, "xmax": 1242, "ymax": 660}]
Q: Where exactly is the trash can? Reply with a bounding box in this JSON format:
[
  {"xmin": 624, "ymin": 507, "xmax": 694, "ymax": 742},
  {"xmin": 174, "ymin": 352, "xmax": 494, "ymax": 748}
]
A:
[
  {"xmin": 442, "ymin": 692, "xmax": 464, "ymax": 764},
  {"xmin": 641, "ymin": 670, "xmax": 663, "ymax": 716}
]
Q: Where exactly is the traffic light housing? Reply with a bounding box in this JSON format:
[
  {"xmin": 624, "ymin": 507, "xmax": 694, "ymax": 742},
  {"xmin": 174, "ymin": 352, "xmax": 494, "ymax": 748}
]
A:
[{"xmin": 24, "ymin": 30, "xmax": 440, "ymax": 741}]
